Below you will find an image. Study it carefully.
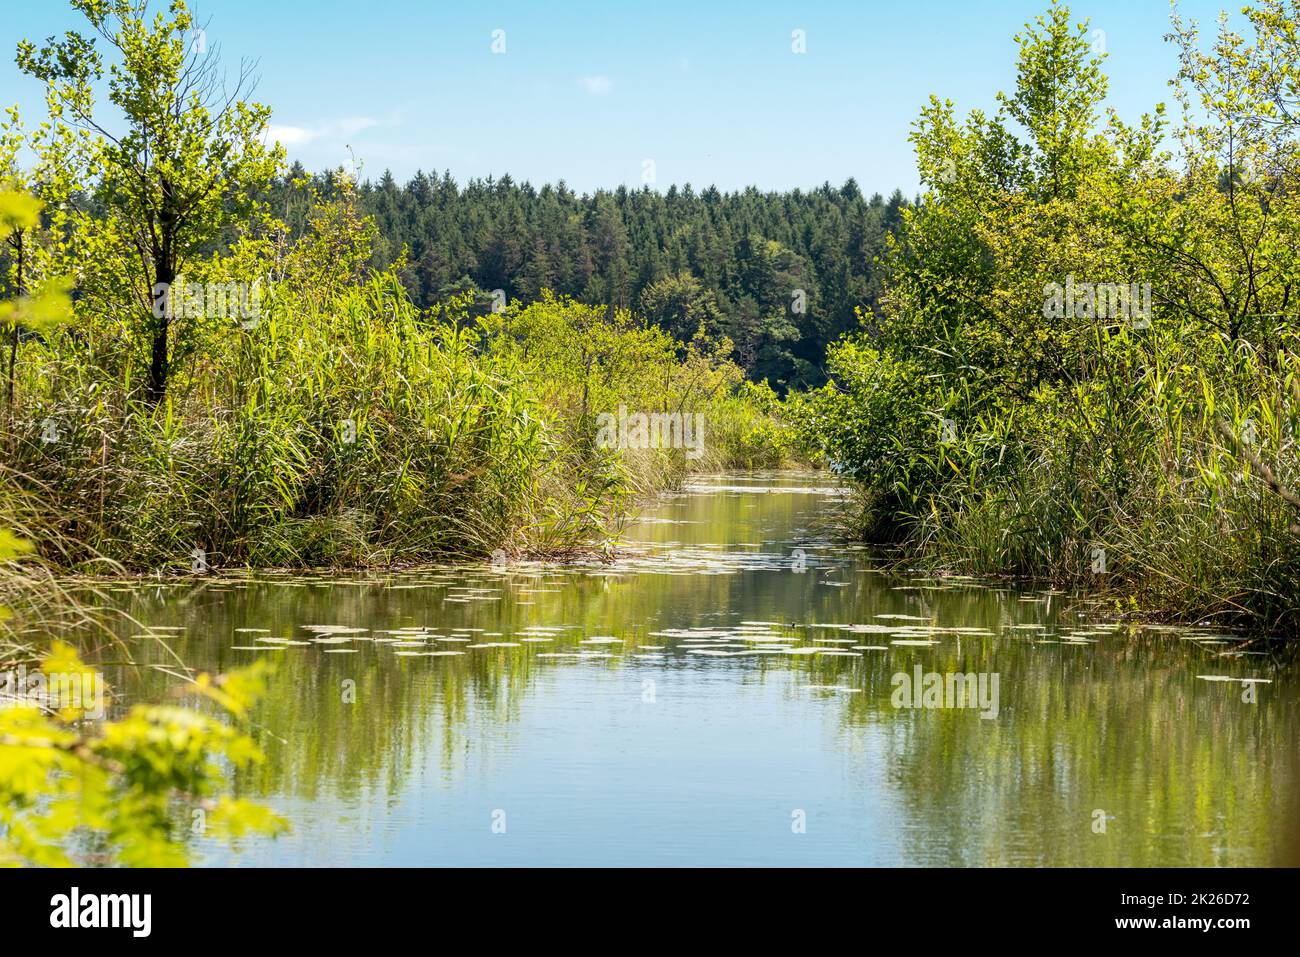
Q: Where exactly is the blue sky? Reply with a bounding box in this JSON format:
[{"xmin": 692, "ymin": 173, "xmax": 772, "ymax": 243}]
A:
[{"xmin": 0, "ymin": 0, "xmax": 1242, "ymax": 195}]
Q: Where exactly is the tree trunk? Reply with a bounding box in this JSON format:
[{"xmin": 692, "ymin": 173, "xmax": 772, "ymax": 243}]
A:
[
  {"xmin": 6, "ymin": 229, "xmax": 25, "ymax": 435},
  {"xmin": 147, "ymin": 263, "xmax": 173, "ymax": 403},
  {"xmin": 5, "ymin": 325, "xmax": 17, "ymax": 436}
]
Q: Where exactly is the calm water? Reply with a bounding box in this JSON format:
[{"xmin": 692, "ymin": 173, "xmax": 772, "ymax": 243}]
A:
[{"xmin": 98, "ymin": 472, "xmax": 1300, "ymax": 866}]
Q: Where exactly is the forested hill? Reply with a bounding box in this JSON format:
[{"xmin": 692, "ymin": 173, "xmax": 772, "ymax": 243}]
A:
[{"xmin": 267, "ymin": 163, "xmax": 912, "ymax": 389}]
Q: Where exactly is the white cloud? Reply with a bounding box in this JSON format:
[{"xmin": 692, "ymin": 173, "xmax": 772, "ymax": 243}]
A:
[
  {"xmin": 265, "ymin": 124, "xmax": 316, "ymax": 146},
  {"xmin": 579, "ymin": 75, "xmax": 613, "ymax": 95},
  {"xmin": 264, "ymin": 116, "xmax": 383, "ymax": 148}
]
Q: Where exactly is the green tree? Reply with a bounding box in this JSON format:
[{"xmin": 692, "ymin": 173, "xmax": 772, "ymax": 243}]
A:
[
  {"xmin": 639, "ymin": 272, "xmax": 725, "ymax": 342},
  {"xmin": 16, "ymin": 0, "xmax": 282, "ymax": 402}
]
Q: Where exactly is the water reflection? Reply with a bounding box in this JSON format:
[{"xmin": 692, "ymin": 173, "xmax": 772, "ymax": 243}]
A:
[{"xmin": 96, "ymin": 472, "xmax": 1300, "ymax": 866}]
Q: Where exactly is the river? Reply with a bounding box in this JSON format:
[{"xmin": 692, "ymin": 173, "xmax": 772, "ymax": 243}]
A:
[{"xmin": 99, "ymin": 472, "xmax": 1300, "ymax": 866}]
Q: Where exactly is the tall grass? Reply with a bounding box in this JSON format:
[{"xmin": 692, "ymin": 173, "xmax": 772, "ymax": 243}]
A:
[
  {"xmin": 845, "ymin": 333, "xmax": 1300, "ymax": 635},
  {"xmin": 2, "ymin": 275, "xmax": 798, "ymax": 574},
  {"xmin": 479, "ymin": 292, "xmax": 803, "ymax": 499},
  {"xmin": 1, "ymin": 274, "xmax": 625, "ymax": 571}
]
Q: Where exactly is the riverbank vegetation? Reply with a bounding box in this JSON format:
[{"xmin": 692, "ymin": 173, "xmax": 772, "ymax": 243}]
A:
[
  {"xmin": 2, "ymin": 180, "xmax": 284, "ymax": 867},
  {"xmin": 795, "ymin": 0, "xmax": 1300, "ymax": 636},
  {"xmin": 4, "ymin": 0, "xmax": 1299, "ymax": 624},
  {"xmin": 0, "ymin": 1, "xmax": 797, "ymax": 579}
]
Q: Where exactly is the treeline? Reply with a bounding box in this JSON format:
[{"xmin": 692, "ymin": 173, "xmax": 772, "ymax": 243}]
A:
[{"xmin": 265, "ymin": 166, "xmax": 910, "ymax": 389}]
